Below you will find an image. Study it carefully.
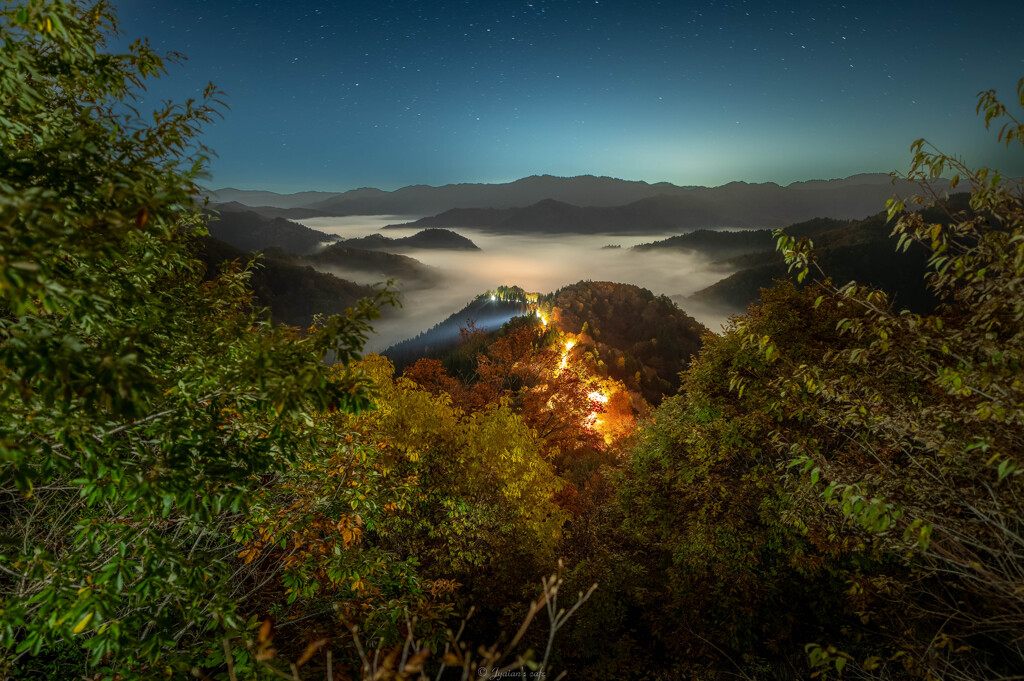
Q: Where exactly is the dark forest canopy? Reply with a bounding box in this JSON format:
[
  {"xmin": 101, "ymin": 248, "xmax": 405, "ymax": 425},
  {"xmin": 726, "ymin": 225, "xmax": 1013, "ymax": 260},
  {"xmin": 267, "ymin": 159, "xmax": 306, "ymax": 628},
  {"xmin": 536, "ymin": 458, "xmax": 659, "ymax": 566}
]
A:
[{"xmin": 542, "ymin": 281, "xmax": 706, "ymax": 404}]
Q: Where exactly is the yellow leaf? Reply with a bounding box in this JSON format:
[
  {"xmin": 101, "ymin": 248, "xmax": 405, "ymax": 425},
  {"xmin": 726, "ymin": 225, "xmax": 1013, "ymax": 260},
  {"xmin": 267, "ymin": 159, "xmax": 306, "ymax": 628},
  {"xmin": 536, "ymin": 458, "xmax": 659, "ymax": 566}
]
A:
[
  {"xmin": 404, "ymin": 649, "xmax": 430, "ymax": 673},
  {"xmin": 72, "ymin": 612, "xmax": 93, "ymax": 634}
]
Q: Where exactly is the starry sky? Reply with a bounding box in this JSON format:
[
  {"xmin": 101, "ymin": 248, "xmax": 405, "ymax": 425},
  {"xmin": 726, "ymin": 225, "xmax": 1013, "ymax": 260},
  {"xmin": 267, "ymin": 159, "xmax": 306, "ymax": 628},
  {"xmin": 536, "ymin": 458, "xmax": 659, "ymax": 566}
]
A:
[{"xmin": 114, "ymin": 0, "xmax": 1024, "ymax": 193}]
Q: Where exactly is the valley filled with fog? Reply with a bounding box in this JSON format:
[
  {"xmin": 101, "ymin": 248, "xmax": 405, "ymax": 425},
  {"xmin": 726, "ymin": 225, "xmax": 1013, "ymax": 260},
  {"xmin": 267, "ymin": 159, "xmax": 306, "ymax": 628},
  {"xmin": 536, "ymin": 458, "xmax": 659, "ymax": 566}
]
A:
[{"xmin": 298, "ymin": 216, "xmax": 734, "ymax": 350}]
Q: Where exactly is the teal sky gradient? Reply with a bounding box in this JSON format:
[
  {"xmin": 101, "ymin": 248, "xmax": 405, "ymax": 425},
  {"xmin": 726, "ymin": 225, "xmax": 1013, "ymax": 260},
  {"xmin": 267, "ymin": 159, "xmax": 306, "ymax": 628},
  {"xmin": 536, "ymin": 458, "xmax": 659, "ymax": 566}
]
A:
[{"xmin": 114, "ymin": 0, "xmax": 1024, "ymax": 192}]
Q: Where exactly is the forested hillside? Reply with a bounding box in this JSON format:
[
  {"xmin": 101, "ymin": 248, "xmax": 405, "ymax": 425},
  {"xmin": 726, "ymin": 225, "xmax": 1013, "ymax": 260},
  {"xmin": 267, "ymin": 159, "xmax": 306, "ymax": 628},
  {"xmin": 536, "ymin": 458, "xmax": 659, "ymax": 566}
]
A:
[
  {"xmin": 542, "ymin": 281, "xmax": 705, "ymax": 404},
  {"xmin": 682, "ymin": 207, "xmax": 952, "ymax": 315},
  {"xmin": 336, "ymin": 228, "xmax": 480, "ymax": 252},
  {"xmin": 197, "ymin": 237, "xmax": 382, "ymax": 328},
  {"xmin": 382, "ymin": 288, "xmax": 529, "ymax": 370},
  {"xmin": 2, "ymin": 4, "xmax": 1023, "ymax": 681},
  {"xmin": 205, "ymin": 209, "xmax": 338, "ymax": 255}
]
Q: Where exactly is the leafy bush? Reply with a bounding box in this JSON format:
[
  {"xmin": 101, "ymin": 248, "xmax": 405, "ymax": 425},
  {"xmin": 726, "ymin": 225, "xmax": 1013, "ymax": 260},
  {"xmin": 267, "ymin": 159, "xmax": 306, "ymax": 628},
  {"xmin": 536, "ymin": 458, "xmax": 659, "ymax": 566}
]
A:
[
  {"xmin": 767, "ymin": 80, "xmax": 1024, "ymax": 679},
  {"xmin": 0, "ymin": 2, "xmax": 384, "ymax": 676}
]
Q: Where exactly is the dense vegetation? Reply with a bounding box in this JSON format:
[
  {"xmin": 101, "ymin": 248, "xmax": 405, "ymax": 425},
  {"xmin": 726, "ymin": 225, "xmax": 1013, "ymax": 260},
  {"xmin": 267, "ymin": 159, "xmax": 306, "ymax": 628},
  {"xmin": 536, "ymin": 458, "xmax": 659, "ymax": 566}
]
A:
[
  {"xmin": 306, "ymin": 244, "xmax": 442, "ymax": 290},
  {"xmin": 2, "ymin": 3, "xmax": 1023, "ymax": 680},
  {"xmin": 0, "ymin": 3, "xmax": 388, "ymax": 677},
  {"xmin": 198, "ymin": 237, "xmax": 381, "ymax": 328},
  {"xmin": 205, "ymin": 210, "xmax": 339, "ymax": 256},
  {"xmin": 683, "ymin": 208, "xmax": 953, "ymax": 315},
  {"xmin": 542, "ymin": 281, "xmax": 705, "ymax": 403}
]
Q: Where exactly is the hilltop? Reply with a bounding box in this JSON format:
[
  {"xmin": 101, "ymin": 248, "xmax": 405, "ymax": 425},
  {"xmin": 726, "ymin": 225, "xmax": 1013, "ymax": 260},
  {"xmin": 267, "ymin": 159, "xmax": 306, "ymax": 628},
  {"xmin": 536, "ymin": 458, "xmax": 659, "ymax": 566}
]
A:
[
  {"xmin": 337, "ymin": 228, "xmax": 479, "ymax": 251},
  {"xmin": 383, "ymin": 287, "xmax": 531, "ymax": 369},
  {"xmin": 543, "ymin": 281, "xmax": 706, "ymax": 403},
  {"xmin": 383, "ymin": 282, "xmax": 705, "ymax": 406}
]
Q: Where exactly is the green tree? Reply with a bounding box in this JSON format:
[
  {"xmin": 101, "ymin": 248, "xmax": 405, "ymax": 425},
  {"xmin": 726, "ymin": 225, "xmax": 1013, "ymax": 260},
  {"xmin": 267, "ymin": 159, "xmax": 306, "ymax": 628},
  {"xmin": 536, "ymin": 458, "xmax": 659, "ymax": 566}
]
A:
[
  {"xmin": 0, "ymin": 2, "xmax": 384, "ymax": 676},
  {"xmin": 611, "ymin": 80, "xmax": 1024, "ymax": 681},
  {"xmin": 766, "ymin": 80, "xmax": 1024, "ymax": 679},
  {"xmin": 351, "ymin": 354, "xmax": 565, "ymax": 591},
  {"xmin": 612, "ymin": 283, "xmax": 857, "ymax": 678}
]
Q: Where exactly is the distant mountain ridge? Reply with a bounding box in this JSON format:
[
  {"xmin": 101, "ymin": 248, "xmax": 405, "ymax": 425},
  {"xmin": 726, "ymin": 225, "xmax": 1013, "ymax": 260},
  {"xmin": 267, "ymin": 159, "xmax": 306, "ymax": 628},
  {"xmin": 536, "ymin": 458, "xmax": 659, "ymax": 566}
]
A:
[
  {"xmin": 207, "ymin": 175, "xmax": 680, "ymax": 214},
  {"xmin": 207, "ymin": 173, "xmax": 946, "ymax": 233},
  {"xmin": 207, "ymin": 172, "xmax": 937, "ymax": 217},
  {"xmin": 206, "ymin": 189, "xmax": 342, "ymax": 209},
  {"xmin": 382, "ymin": 180, "xmax": 931, "ymax": 234},
  {"xmin": 207, "ymin": 210, "xmax": 478, "ymax": 256}
]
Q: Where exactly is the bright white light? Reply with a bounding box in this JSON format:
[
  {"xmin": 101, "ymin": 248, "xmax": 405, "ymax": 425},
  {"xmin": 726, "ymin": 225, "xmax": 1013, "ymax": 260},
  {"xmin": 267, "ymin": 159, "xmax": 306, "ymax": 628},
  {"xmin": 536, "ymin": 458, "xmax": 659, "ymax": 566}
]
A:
[{"xmin": 559, "ymin": 340, "xmax": 575, "ymax": 370}]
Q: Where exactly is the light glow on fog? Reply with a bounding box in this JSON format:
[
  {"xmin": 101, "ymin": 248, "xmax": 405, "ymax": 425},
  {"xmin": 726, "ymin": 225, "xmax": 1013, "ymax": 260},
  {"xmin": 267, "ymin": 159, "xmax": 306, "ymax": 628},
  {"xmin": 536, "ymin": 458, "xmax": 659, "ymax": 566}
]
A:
[{"xmin": 297, "ymin": 216, "xmax": 736, "ymax": 349}]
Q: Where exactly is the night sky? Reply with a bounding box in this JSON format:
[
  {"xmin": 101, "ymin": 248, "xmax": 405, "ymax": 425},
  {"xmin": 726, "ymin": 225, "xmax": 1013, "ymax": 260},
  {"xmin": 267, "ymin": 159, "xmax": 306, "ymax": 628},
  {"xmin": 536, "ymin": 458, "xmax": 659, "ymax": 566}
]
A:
[{"xmin": 114, "ymin": 1, "xmax": 1024, "ymax": 193}]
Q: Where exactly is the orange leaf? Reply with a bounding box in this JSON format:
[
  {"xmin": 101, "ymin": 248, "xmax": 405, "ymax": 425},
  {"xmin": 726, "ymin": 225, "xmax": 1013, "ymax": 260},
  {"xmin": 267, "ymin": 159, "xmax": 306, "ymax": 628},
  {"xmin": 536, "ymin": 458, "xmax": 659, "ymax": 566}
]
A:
[
  {"xmin": 296, "ymin": 638, "xmax": 329, "ymax": 667},
  {"xmin": 403, "ymin": 649, "xmax": 430, "ymax": 674},
  {"xmin": 257, "ymin": 619, "xmax": 274, "ymax": 646}
]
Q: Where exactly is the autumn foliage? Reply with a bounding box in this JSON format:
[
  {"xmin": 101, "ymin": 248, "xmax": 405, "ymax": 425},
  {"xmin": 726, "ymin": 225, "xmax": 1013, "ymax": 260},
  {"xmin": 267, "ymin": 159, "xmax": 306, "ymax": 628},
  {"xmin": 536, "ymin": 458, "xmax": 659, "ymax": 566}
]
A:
[{"xmin": 5, "ymin": 3, "xmax": 1024, "ymax": 680}]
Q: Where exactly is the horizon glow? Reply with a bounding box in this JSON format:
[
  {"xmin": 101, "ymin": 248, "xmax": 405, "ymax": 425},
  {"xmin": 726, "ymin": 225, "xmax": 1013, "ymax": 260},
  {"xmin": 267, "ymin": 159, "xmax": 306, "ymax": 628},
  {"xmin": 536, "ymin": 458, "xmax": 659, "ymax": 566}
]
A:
[{"xmin": 114, "ymin": 0, "xmax": 1024, "ymax": 193}]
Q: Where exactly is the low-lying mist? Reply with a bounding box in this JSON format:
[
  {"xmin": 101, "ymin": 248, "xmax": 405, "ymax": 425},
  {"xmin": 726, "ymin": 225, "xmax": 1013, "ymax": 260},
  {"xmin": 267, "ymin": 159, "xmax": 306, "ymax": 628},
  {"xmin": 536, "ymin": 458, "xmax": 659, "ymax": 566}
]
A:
[{"xmin": 299, "ymin": 216, "xmax": 736, "ymax": 351}]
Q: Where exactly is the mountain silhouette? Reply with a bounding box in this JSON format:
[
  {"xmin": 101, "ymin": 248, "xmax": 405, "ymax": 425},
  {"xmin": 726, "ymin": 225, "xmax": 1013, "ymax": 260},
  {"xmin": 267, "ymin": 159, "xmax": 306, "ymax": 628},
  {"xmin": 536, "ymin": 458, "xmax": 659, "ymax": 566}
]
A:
[
  {"xmin": 338, "ymin": 228, "xmax": 480, "ymax": 251},
  {"xmin": 206, "ymin": 174, "xmax": 940, "ymax": 229}
]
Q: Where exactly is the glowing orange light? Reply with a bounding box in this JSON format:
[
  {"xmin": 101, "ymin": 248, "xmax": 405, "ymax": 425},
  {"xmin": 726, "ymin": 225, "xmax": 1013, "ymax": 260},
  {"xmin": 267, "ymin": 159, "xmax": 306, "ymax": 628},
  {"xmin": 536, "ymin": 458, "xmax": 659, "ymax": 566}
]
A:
[{"xmin": 559, "ymin": 340, "xmax": 575, "ymax": 370}]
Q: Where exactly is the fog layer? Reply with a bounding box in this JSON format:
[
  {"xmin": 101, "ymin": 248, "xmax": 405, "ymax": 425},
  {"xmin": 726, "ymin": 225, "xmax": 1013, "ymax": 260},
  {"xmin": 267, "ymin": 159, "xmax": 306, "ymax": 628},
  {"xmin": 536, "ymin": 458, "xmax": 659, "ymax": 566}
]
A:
[{"xmin": 299, "ymin": 216, "xmax": 734, "ymax": 350}]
